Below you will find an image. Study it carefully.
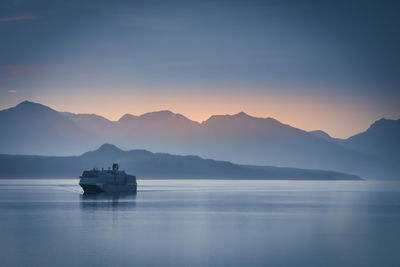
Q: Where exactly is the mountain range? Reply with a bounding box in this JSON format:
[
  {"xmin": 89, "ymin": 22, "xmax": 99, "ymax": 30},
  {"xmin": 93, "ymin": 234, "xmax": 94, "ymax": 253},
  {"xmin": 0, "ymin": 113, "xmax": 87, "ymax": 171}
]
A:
[
  {"xmin": 0, "ymin": 144, "xmax": 361, "ymax": 180},
  {"xmin": 0, "ymin": 101, "xmax": 399, "ymax": 179}
]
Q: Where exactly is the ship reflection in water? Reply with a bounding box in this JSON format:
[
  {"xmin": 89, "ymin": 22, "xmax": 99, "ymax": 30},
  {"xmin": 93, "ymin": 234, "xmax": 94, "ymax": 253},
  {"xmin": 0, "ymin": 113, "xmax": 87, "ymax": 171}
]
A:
[{"xmin": 79, "ymin": 192, "xmax": 137, "ymax": 210}]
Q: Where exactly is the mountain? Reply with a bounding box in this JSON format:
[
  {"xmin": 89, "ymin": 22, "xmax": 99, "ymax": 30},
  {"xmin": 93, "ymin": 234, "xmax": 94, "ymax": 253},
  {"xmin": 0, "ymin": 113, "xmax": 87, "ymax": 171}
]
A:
[
  {"xmin": 191, "ymin": 112, "xmax": 386, "ymax": 180},
  {"xmin": 195, "ymin": 112, "xmax": 366, "ymax": 169},
  {"xmin": 0, "ymin": 144, "xmax": 361, "ymax": 180},
  {"xmin": 60, "ymin": 112, "xmax": 118, "ymax": 145},
  {"xmin": 0, "ymin": 101, "xmax": 398, "ymax": 179},
  {"xmin": 0, "ymin": 101, "xmax": 98, "ymax": 155},
  {"xmin": 344, "ymin": 118, "xmax": 400, "ymax": 161},
  {"xmin": 61, "ymin": 112, "xmax": 114, "ymax": 132},
  {"xmin": 116, "ymin": 110, "xmax": 199, "ymax": 132},
  {"xmin": 309, "ymin": 130, "xmax": 342, "ymax": 143},
  {"xmin": 115, "ymin": 110, "xmax": 200, "ymax": 151}
]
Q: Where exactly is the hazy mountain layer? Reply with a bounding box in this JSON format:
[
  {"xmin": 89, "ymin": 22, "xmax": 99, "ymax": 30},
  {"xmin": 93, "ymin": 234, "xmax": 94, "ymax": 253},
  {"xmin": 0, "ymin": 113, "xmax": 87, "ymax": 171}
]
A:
[
  {"xmin": 0, "ymin": 101, "xmax": 398, "ymax": 179},
  {"xmin": 0, "ymin": 144, "xmax": 361, "ymax": 180}
]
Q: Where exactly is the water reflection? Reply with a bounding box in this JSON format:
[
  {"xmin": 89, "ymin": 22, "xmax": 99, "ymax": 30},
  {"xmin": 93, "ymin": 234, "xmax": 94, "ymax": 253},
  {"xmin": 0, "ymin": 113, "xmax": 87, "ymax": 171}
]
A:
[
  {"xmin": 2, "ymin": 180, "xmax": 400, "ymax": 267},
  {"xmin": 79, "ymin": 192, "xmax": 137, "ymax": 210}
]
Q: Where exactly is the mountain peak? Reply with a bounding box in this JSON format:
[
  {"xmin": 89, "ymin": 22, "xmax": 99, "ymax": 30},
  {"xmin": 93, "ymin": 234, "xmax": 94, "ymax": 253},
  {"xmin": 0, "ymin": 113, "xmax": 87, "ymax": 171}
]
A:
[
  {"xmin": 16, "ymin": 101, "xmax": 51, "ymax": 110},
  {"xmin": 371, "ymin": 117, "xmax": 400, "ymax": 126},
  {"xmin": 10, "ymin": 101, "xmax": 60, "ymax": 117},
  {"xmin": 80, "ymin": 143, "xmax": 126, "ymax": 158},
  {"xmin": 234, "ymin": 111, "xmax": 251, "ymax": 117},
  {"xmin": 140, "ymin": 110, "xmax": 175, "ymax": 118},
  {"xmin": 364, "ymin": 117, "xmax": 400, "ymax": 135},
  {"xmin": 119, "ymin": 110, "xmax": 193, "ymax": 122},
  {"xmin": 139, "ymin": 110, "xmax": 199, "ymax": 126},
  {"xmin": 203, "ymin": 112, "xmax": 281, "ymax": 126},
  {"xmin": 309, "ymin": 130, "xmax": 332, "ymax": 138},
  {"xmin": 118, "ymin": 113, "xmax": 138, "ymax": 122},
  {"xmin": 17, "ymin": 100, "xmax": 36, "ymax": 106},
  {"xmin": 97, "ymin": 143, "xmax": 123, "ymax": 153}
]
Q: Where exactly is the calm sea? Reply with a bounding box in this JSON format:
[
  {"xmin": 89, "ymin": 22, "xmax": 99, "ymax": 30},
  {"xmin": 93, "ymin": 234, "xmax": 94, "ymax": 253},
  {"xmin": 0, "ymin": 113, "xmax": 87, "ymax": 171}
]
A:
[{"xmin": 1, "ymin": 179, "xmax": 399, "ymax": 267}]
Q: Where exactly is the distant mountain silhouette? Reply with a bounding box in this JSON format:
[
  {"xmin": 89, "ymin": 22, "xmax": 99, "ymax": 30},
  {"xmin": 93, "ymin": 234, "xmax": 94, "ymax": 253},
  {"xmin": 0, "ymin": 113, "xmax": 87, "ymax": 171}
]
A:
[
  {"xmin": 0, "ymin": 101, "xmax": 398, "ymax": 179},
  {"xmin": 344, "ymin": 118, "xmax": 400, "ymax": 161},
  {"xmin": 0, "ymin": 101, "xmax": 96, "ymax": 155},
  {"xmin": 115, "ymin": 110, "xmax": 200, "ymax": 149},
  {"xmin": 0, "ymin": 144, "xmax": 361, "ymax": 180},
  {"xmin": 309, "ymin": 130, "xmax": 341, "ymax": 143}
]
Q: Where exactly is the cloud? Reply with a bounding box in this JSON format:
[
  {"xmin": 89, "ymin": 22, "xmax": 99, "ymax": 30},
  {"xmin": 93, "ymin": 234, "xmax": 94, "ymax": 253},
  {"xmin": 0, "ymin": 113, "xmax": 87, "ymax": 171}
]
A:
[
  {"xmin": 0, "ymin": 16, "xmax": 37, "ymax": 22},
  {"xmin": 7, "ymin": 90, "xmax": 17, "ymax": 93},
  {"xmin": 0, "ymin": 66, "xmax": 39, "ymax": 82}
]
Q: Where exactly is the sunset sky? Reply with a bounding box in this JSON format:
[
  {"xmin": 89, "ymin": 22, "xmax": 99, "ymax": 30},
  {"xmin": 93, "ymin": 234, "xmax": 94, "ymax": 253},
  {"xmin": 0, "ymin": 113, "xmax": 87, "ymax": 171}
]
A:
[{"xmin": 1, "ymin": 0, "xmax": 399, "ymax": 138}]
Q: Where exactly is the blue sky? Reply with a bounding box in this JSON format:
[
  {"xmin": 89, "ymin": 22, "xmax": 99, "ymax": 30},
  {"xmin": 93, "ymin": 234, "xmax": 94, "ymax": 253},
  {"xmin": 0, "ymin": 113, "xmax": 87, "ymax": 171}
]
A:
[{"xmin": 0, "ymin": 0, "xmax": 399, "ymax": 137}]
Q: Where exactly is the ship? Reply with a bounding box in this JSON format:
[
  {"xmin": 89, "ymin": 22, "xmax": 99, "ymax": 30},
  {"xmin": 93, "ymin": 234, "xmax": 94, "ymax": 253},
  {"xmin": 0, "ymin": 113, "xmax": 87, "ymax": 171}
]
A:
[{"xmin": 79, "ymin": 163, "xmax": 137, "ymax": 193}]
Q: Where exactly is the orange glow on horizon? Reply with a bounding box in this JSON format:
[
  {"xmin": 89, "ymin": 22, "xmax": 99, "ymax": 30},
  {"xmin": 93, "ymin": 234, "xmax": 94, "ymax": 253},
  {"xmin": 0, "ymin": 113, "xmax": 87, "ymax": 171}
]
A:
[{"xmin": 10, "ymin": 86, "xmax": 391, "ymax": 139}]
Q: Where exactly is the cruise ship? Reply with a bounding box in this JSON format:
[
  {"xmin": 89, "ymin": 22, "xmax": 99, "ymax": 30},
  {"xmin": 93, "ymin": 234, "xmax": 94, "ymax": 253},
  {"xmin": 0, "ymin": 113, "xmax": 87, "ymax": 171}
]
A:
[{"xmin": 79, "ymin": 163, "xmax": 137, "ymax": 193}]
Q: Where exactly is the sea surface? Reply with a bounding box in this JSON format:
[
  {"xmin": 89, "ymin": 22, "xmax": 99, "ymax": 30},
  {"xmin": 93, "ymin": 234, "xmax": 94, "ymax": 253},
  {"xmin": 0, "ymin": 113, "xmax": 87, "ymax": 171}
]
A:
[{"xmin": 1, "ymin": 179, "xmax": 400, "ymax": 267}]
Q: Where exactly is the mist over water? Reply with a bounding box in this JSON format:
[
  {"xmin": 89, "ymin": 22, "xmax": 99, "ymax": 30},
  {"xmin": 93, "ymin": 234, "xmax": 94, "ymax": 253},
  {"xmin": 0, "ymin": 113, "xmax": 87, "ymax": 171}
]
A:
[{"xmin": 1, "ymin": 179, "xmax": 399, "ymax": 267}]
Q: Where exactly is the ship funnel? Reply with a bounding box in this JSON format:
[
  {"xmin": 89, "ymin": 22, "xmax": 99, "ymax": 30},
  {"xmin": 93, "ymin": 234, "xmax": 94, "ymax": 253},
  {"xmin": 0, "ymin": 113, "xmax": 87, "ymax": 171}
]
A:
[{"xmin": 112, "ymin": 163, "xmax": 119, "ymax": 172}]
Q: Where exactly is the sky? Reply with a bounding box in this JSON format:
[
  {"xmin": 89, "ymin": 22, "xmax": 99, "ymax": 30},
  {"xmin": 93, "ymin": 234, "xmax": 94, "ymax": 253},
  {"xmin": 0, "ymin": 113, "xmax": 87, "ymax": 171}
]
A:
[{"xmin": 0, "ymin": 0, "xmax": 399, "ymax": 138}]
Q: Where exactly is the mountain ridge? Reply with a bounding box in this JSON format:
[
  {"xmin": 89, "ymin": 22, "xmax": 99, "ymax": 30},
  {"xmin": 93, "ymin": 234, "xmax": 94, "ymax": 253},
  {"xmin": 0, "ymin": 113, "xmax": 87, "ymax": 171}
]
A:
[
  {"xmin": 7, "ymin": 101, "xmax": 396, "ymax": 139},
  {"xmin": 0, "ymin": 101, "xmax": 398, "ymax": 179},
  {"xmin": 0, "ymin": 143, "xmax": 361, "ymax": 180}
]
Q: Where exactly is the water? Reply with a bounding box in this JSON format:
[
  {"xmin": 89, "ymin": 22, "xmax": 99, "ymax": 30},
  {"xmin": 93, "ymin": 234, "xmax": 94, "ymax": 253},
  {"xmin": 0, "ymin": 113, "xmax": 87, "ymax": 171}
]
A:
[{"xmin": 1, "ymin": 179, "xmax": 400, "ymax": 267}]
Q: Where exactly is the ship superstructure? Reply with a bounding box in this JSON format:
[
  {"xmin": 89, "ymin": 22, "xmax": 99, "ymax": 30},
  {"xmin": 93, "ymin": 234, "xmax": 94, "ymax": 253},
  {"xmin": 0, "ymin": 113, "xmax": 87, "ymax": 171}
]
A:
[{"xmin": 79, "ymin": 163, "xmax": 137, "ymax": 193}]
